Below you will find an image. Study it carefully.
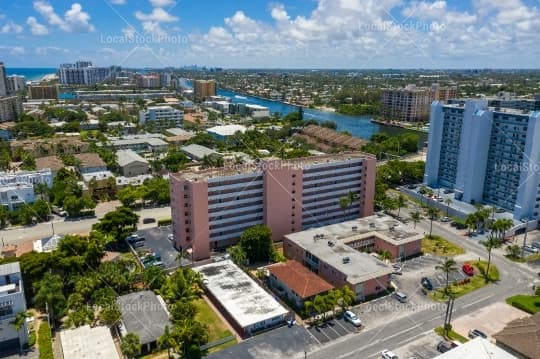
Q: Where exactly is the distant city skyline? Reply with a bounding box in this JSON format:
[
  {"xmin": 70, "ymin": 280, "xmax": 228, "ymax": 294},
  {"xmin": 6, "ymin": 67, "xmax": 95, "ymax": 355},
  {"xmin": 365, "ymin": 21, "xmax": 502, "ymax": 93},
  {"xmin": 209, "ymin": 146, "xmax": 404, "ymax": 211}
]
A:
[{"xmin": 0, "ymin": 0, "xmax": 539, "ymax": 68}]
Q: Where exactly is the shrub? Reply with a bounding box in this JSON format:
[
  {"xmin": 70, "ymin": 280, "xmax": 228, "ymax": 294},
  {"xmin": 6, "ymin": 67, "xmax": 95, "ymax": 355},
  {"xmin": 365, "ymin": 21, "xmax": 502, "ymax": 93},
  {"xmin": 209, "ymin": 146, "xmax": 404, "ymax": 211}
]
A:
[{"xmin": 158, "ymin": 218, "xmax": 172, "ymax": 226}]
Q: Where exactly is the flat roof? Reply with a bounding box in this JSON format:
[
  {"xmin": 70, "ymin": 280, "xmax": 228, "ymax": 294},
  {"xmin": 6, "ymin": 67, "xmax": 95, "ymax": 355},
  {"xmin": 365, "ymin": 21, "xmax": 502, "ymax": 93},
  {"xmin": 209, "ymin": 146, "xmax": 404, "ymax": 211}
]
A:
[
  {"xmin": 170, "ymin": 152, "xmax": 374, "ymax": 183},
  {"xmin": 267, "ymin": 260, "xmax": 333, "ymax": 299},
  {"xmin": 180, "ymin": 144, "xmax": 220, "ymax": 159},
  {"xmin": 0, "ymin": 262, "xmax": 20, "ymax": 276},
  {"xmin": 195, "ymin": 260, "xmax": 288, "ymax": 329},
  {"xmin": 285, "ymin": 216, "xmax": 418, "ymax": 284},
  {"xmin": 433, "ymin": 337, "xmax": 517, "ymax": 359},
  {"xmin": 166, "ymin": 128, "xmax": 194, "ymax": 136},
  {"xmin": 117, "ymin": 291, "xmax": 171, "ymax": 345},
  {"xmin": 60, "ymin": 325, "xmax": 120, "ymax": 359},
  {"xmin": 207, "ymin": 124, "xmax": 247, "ymax": 136}
]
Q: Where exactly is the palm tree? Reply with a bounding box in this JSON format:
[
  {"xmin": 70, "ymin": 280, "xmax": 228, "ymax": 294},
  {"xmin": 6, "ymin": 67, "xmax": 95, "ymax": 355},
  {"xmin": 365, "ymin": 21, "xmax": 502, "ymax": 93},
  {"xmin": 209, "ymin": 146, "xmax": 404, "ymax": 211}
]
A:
[
  {"xmin": 158, "ymin": 325, "xmax": 176, "ymax": 359},
  {"xmin": 465, "ymin": 213, "xmax": 477, "ymax": 236},
  {"xmin": 313, "ymin": 295, "xmax": 327, "ymax": 321},
  {"xmin": 379, "ymin": 250, "xmax": 392, "ymax": 262},
  {"xmin": 34, "ymin": 273, "xmax": 65, "ymax": 328},
  {"xmin": 410, "ymin": 210, "xmax": 422, "ymax": 229},
  {"xmin": 303, "ymin": 300, "xmax": 315, "ymax": 322},
  {"xmin": 338, "ymin": 286, "xmax": 355, "ymax": 312},
  {"xmin": 435, "ymin": 257, "xmax": 458, "ymax": 297},
  {"xmin": 444, "ymin": 198, "xmax": 452, "ymax": 216},
  {"xmin": 121, "ymin": 333, "xmax": 141, "ymax": 359},
  {"xmin": 480, "ymin": 235, "xmax": 501, "ymax": 282},
  {"xmin": 435, "ymin": 257, "xmax": 458, "ymax": 337},
  {"xmin": 426, "ymin": 206, "xmax": 440, "ymax": 238},
  {"xmin": 10, "ymin": 311, "xmax": 30, "ymax": 350},
  {"xmin": 325, "ymin": 290, "xmax": 338, "ymax": 317},
  {"xmin": 396, "ymin": 194, "xmax": 407, "ymax": 218},
  {"xmin": 506, "ymin": 244, "xmax": 521, "ymax": 258}
]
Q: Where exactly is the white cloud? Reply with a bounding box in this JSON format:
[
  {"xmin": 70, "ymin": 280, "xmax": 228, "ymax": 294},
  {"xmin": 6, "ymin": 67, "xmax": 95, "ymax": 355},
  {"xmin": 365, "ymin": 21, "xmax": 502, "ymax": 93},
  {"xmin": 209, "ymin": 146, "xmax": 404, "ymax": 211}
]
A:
[
  {"xmin": 26, "ymin": 16, "xmax": 49, "ymax": 35},
  {"xmin": 0, "ymin": 46, "xmax": 25, "ymax": 56},
  {"xmin": 135, "ymin": 8, "xmax": 178, "ymax": 23},
  {"xmin": 110, "ymin": 0, "xmax": 127, "ymax": 4},
  {"xmin": 35, "ymin": 46, "xmax": 70, "ymax": 56},
  {"xmin": 150, "ymin": 0, "xmax": 175, "ymax": 7},
  {"xmin": 33, "ymin": 1, "xmax": 94, "ymax": 33},
  {"xmin": 1, "ymin": 20, "xmax": 23, "ymax": 34},
  {"xmin": 186, "ymin": 0, "xmax": 540, "ymax": 68}
]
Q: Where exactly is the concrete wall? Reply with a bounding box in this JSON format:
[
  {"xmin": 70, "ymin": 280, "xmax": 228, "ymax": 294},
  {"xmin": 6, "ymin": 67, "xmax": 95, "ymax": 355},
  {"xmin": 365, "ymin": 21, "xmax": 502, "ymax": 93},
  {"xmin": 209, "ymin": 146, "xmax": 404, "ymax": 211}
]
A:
[{"xmin": 424, "ymin": 101, "xmax": 444, "ymax": 187}]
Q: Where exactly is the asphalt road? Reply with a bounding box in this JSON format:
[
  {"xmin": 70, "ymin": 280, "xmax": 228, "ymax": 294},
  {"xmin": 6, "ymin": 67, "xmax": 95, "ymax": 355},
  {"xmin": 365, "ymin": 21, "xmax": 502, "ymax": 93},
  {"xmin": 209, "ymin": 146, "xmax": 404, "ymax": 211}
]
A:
[
  {"xmin": 0, "ymin": 201, "xmax": 172, "ymax": 246},
  {"xmin": 305, "ymin": 207, "xmax": 538, "ymax": 359}
]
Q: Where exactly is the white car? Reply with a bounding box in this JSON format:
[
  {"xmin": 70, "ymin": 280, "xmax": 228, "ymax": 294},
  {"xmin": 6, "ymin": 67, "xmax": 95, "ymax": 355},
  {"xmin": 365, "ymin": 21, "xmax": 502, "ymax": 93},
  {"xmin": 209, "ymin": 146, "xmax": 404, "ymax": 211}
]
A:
[
  {"xmin": 343, "ymin": 310, "xmax": 362, "ymax": 327},
  {"xmin": 167, "ymin": 233, "xmax": 174, "ymax": 241},
  {"xmin": 381, "ymin": 350, "xmax": 399, "ymax": 359}
]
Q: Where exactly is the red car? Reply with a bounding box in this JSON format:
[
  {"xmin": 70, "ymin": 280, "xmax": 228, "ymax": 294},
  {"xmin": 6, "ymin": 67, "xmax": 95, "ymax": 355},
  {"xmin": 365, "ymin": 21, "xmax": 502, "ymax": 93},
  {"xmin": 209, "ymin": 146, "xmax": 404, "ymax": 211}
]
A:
[{"xmin": 462, "ymin": 263, "xmax": 474, "ymax": 276}]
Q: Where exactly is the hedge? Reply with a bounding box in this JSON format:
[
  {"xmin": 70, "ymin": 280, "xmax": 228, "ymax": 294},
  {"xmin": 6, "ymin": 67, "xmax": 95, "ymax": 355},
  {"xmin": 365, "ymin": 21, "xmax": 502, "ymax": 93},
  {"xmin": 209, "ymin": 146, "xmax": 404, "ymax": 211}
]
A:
[
  {"xmin": 38, "ymin": 322, "xmax": 53, "ymax": 359},
  {"xmin": 158, "ymin": 218, "xmax": 172, "ymax": 226}
]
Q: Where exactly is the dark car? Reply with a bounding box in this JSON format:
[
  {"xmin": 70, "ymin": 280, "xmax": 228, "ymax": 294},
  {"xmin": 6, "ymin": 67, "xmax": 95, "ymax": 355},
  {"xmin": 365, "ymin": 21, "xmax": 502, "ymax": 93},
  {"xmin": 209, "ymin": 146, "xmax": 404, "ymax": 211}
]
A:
[
  {"xmin": 468, "ymin": 329, "xmax": 487, "ymax": 339},
  {"xmin": 421, "ymin": 277, "xmax": 433, "ymax": 290},
  {"xmin": 142, "ymin": 217, "xmax": 156, "ymax": 224},
  {"xmin": 437, "ymin": 341, "xmax": 458, "ymax": 353}
]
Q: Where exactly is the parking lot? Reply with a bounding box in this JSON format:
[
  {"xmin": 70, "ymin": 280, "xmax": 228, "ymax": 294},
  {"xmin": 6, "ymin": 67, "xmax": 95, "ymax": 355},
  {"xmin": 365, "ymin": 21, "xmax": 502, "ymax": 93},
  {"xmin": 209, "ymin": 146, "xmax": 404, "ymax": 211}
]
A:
[
  {"xmin": 129, "ymin": 225, "xmax": 182, "ymax": 270},
  {"xmin": 398, "ymin": 255, "xmax": 470, "ymax": 290},
  {"xmin": 391, "ymin": 330, "xmax": 442, "ymax": 359},
  {"xmin": 307, "ymin": 315, "xmax": 361, "ymax": 344}
]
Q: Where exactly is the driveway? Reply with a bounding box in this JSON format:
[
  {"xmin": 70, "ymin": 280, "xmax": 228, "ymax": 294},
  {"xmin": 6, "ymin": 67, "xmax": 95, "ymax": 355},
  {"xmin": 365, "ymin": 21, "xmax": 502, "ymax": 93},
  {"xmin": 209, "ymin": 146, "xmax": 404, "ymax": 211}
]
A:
[{"xmin": 451, "ymin": 302, "xmax": 530, "ymax": 340}]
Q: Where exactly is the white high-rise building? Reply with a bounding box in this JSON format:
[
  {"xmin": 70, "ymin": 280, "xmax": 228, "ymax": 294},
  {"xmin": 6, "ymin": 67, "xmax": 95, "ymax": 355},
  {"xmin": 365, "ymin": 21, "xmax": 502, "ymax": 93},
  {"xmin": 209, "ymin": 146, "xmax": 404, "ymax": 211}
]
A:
[
  {"xmin": 425, "ymin": 99, "xmax": 540, "ymax": 221},
  {"xmin": 6, "ymin": 75, "xmax": 26, "ymax": 94},
  {"xmin": 0, "ymin": 262, "xmax": 29, "ymax": 351},
  {"xmin": 139, "ymin": 106, "xmax": 183, "ymax": 129},
  {"xmin": 59, "ymin": 61, "xmax": 110, "ymax": 85},
  {"xmin": 0, "ymin": 62, "xmax": 7, "ymax": 97}
]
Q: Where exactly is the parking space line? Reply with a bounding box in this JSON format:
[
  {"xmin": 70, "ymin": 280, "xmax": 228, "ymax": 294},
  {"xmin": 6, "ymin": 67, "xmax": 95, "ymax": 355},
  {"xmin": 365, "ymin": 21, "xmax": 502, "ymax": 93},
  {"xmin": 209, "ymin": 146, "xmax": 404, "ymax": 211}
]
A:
[
  {"xmin": 311, "ymin": 326, "xmax": 332, "ymax": 343},
  {"xmin": 333, "ymin": 319, "xmax": 353, "ymax": 334},
  {"xmin": 306, "ymin": 328, "xmax": 323, "ymax": 345}
]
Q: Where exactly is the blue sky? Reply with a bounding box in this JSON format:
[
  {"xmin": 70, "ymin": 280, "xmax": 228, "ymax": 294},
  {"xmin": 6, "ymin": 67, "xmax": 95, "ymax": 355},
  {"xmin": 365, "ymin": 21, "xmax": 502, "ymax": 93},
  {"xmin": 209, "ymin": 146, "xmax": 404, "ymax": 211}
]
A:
[{"xmin": 0, "ymin": 0, "xmax": 539, "ymax": 68}]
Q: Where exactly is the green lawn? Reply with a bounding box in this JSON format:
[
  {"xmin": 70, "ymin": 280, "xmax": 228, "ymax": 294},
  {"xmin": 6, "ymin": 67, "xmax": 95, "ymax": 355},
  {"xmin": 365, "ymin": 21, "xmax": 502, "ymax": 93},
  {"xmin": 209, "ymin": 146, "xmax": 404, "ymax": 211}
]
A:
[
  {"xmin": 430, "ymin": 261, "xmax": 499, "ymax": 301},
  {"xmin": 506, "ymin": 295, "xmax": 540, "ymax": 314},
  {"xmin": 505, "ymin": 254, "xmax": 526, "ymax": 263},
  {"xmin": 422, "ymin": 235, "xmax": 465, "ymax": 256},
  {"xmin": 194, "ymin": 298, "xmax": 237, "ymax": 353},
  {"xmin": 434, "ymin": 326, "xmax": 468, "ymax": 343}
]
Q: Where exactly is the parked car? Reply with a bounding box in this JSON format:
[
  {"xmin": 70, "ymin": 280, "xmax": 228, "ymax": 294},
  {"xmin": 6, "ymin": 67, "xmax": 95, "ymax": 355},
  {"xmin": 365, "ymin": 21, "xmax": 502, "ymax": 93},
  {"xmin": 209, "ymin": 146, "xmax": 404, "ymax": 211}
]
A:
[
  {"xmin": 421, "ymin": 277, "xmax": 433, "ymax": 290},
  {"xmin": 393, "ymin": 291, "xmax": 408, "ymax": 303},
  {"xmin": 437, "ymin": 341, "xmax": 458, "ymax": 353},
  {"xmin": 523, "ymin": 245, "xmax": 539, "ymax": 253},
  {"xmin": 381, "ymin": 350, "xmax": 399, "ymax": 359},
  {"xmin": 462, "ymin": 263, "xmax": 475, "ymax": 276},
  {"xmin": 132, "ymin": 241, "xmax": 145, "ymax": 248},
  {"xmin": 167, "ymin": 233, "xmax": 174, "ymax": 241},
  {"xmin": 443, "ymin": 189, "xmax": 453, "ymax": 194},
  {"xmin": 126, "ymin": 234, "xmax": 145, "ymax": 243},
  {"xmin": 441, "ymin": 216, "xmax": 451, "ymax": 222},
  {"xmin": 468, "ymin": 329, "xmax": 487, "ymax": 339},
  {"xmin": 392, "ymin": 264, "xmax": 402, "ymax": 275},
  {"xmin": 344, "ymin": 310, "xmax": 362, "ymax": 327},
  {"xmin": 436, "ymin": 197, "xmax": 444, "ymax": 202},
  {"xmin": 532, "ymin": 241, "xmax": 540, "ymax": 249},
  {"xmin": 143, "ymin": 217, "xmax": 156, "ymax": 224}
]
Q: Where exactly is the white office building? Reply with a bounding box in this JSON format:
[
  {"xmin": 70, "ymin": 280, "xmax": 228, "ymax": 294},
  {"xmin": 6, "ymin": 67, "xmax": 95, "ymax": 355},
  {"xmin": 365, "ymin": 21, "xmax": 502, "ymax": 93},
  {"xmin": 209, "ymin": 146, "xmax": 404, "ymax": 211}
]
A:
[
  {"xmin": 0, "ymin": 262, "xmax": 29, "ymax": 351},
  {"xmin": 425, "ymin": 99, "xmax": 540, "ymax": 221},
  {"xmin": 0, "ymin": 169, "xmax": 53, "ymax": 187},
  {"xmin": 139, "ymin": 106, "xmax": 183, "ymax": 129}
]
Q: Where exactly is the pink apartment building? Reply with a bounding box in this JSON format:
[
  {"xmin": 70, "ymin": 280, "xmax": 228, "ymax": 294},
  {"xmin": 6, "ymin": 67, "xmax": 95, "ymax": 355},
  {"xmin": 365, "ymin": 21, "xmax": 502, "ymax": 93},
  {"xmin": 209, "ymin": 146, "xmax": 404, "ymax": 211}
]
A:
[
  {"xmin": 283, "ymin": 215, "xmax": 423, "ymax": 301},
  {"xmin": 170, "ymin": 153, "xmax": 376, "ymax": 260}
]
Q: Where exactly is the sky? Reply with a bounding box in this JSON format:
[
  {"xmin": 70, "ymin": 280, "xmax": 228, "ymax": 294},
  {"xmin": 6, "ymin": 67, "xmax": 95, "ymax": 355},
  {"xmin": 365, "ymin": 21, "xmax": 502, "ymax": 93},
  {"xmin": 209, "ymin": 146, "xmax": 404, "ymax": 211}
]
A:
[{"xmin": 0, "ymin": 0, "xmax": 539, "ymax": 69}]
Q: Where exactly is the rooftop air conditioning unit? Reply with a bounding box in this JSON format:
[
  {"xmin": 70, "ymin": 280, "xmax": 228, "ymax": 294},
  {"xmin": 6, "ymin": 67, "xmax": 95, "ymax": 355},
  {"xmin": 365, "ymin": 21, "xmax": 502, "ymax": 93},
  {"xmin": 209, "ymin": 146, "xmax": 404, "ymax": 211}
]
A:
[
  {"xmin": 352, "ymin": 226, "xmax": 358, "ymax": 231},
  {"xmin": 342, "ymin": 257, "xmax": 350, "ymax": 264}
]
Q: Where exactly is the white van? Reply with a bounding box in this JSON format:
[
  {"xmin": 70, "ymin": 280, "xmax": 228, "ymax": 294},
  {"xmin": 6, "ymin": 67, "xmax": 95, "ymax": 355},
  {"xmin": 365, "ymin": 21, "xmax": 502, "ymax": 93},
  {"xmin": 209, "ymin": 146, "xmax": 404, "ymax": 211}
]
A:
[{"xmin": 393, "ymin": 291, "xmax": 408, "ymax": 303}]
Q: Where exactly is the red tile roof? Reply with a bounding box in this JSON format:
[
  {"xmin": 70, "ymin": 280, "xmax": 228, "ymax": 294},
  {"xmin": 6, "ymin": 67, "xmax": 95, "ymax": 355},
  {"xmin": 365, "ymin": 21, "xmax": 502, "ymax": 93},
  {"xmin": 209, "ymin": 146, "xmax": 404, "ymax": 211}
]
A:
[{"xmin": 267, "ymin": 260, "xmax": 333, "ymax": 299}]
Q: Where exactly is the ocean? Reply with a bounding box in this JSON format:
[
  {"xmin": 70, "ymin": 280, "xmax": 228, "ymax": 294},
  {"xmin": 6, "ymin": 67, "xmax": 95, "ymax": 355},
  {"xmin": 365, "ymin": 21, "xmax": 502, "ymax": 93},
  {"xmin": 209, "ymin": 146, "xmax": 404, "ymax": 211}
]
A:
[{"xmin": 6, "ymin": 68, "xmax": 57, "ymax": 81}]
